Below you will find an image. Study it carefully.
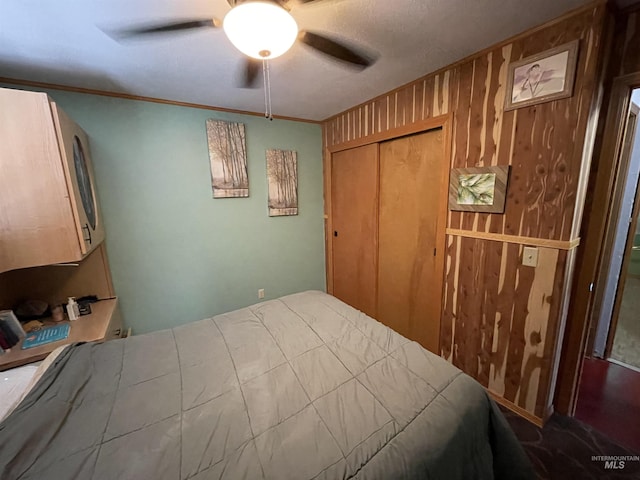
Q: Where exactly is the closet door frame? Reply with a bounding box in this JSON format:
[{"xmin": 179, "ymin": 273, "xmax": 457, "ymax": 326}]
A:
[{"xmin": 324, "ymin": 114, "xmax": 452, "ymax": 350}]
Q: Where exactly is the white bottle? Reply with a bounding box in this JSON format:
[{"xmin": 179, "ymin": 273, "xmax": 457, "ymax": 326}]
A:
[{"xmin": 67, "ymin": 297, "xmax": 80, "ymax": 321}]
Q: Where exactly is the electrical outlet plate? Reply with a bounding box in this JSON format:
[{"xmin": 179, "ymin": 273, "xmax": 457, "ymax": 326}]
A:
[
  {"xmin": 258, "ymin": 289, "xmax": 265, "ymax": 299},
  {"xmin": 522, "ymin": 246, "xmax": 538, "ymax": 267}
]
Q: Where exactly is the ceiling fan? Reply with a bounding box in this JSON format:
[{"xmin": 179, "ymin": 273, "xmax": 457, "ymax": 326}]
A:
[{"xmin": 112, "ymin": 0, "xmax": 377, "ymax": 89}]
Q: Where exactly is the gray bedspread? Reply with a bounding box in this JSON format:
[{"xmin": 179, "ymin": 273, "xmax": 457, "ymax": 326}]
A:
[{"xmin": 0, "ymin": 291, "xmax": 533, "ymax": 479}]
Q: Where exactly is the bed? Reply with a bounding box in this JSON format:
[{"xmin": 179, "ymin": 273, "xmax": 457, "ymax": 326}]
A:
[{"xmin": 0, "ymin": 290, "xmax": 533, "ymax": 479}]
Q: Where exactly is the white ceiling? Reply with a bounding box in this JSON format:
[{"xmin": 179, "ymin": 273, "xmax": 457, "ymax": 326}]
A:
[{"xmin": 0, "ymin": 0, "xmax": 598, "ymax": 121}]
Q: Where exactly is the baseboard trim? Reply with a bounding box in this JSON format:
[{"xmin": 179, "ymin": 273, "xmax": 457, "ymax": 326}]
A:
[
  {"xmin": 607, "ymin": 357, "xmax": 640, "ymax": 374},
  {"xmin": 487, "ymin": 389, "xmax": 545, "ymax": 427}
]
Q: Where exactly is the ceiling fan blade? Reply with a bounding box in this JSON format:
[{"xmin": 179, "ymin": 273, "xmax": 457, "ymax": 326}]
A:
[
  {"xmin": 298, "ymin": 31, "xmax": 376, "ymax": 68},
  {"xmin": 112, "ymin": 18, "xmax": 220, "ymax": 39},
  {"xmin": 242, "ymin": 58, "xmax": 262, "ymax": 88}
]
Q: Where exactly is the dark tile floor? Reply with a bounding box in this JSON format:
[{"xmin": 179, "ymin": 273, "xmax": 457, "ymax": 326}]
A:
[
  {"xmin": 503, "ymin": 407, "xmax": 640, "ymax": 480},
  {"xmin": 575, "ymin": 358, "xmax": 640, "ymax": 453}
]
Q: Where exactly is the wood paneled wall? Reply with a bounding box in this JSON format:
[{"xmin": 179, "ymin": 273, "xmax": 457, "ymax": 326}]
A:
[
  {"xmin": 323, "ymin": 3, "xmax": 607, "ymax": 421},
  {"xmin": 441, "ymin": 238, "xmax": 568, "ymax": 417},
  {"xmin": 617, "ymin": 10, "xmax": 640, "ymax": 77}
]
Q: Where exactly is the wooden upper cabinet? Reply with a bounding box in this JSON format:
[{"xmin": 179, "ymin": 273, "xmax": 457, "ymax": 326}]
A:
[
  {"xmin": 0, "ymin": 87, "xmax": 105, "ymax": 273},
  {"xmin": 51, "ymin": 103, "xmax": 105, "ymax": 254}
]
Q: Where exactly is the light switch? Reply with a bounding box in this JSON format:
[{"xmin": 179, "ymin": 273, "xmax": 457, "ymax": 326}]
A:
[{"xmin": 522, "ymin": 246, "xmax": 538, "ymax": 267}]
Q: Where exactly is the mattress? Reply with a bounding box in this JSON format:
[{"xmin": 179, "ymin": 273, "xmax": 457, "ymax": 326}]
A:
[
  {"xmin": 0, "ymin": 345, "xmax": 67, "ymax": 422},
  {"xmin": 0, "ymin": 291, "xmax": 533, "ymax": 479},
  {"xmin": 0, "ymin": 364, "xmax": 39, "ymax": 422}
]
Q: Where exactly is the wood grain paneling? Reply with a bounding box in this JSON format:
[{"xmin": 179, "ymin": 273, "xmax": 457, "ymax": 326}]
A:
[
  {"xmin": 619, "ymin": 11, "xmax": 640, "ymax": 76},
  {"xmin": 323, "ymin": 3, "xmax": 607, "ymax": 421},
  {"xmin": 377, "ymin": 129, "xmax": 445, "ymax": 353},
  {"xmin": 324, "ymin": 7, "xmax": 604, "ymax": 243},
  {"xmin": 442, "ymin": 237, "xmax": 567, "ymax": 416},
  {"xmin": 331, "ymin": 144, "xmax": 379, "ymax": 318}
]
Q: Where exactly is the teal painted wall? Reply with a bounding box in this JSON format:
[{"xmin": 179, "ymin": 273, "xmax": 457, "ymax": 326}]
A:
[{"xmin": 9, "ymin": 86, "xmax": 325, "ymax": 333}]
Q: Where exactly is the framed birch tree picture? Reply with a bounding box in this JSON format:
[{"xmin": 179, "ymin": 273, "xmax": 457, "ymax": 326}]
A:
[
  {"xmin": 206, "ymin": 119, "xmax": 249, "ymax": 198},
  {"xmin": 266, "ymin": 149, "xmax": 298, "ymax": 216}
]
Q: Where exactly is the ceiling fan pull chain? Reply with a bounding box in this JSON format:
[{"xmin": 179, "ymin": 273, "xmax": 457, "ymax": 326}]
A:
[
  {"xmin": 267, "ymin": 61, "xmax": 273, "ymax": 121},
  {"xmin": 262, "ymin": 59, "xmax": 273, "ymax": 121},
  {"xmin": 263, "ymin": 59, "xmax": 269, "ymax": 119}
]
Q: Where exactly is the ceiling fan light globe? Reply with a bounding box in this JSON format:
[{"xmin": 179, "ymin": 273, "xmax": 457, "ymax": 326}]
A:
[{"xmin": 223, "ymin": 2, "xmax": 298, "ymax": 60}]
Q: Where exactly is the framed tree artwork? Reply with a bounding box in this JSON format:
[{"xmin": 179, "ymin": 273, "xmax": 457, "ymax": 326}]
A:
[
  {"xmin": 206, "ymin": 119, "xmax": 249, "ymax": 198},
  {"xmin": 266, "ymin": 149, "xmax": 298, "ymax": 216},
  {"xmin": 448, "ymin": 165, "xmax": 510, "ymax": 213}
]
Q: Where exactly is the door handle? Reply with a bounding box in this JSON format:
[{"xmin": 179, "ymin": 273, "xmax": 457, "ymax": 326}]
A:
[{"xmin": 82, "ymin": 223, "xmax": 92, "ymax": 245}]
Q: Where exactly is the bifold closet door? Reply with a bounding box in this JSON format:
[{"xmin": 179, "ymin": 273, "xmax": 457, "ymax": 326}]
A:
[
  {"xmin": 331, "ymin": 144, "xmax": 378, "ymax": 318},
  {"xmin": 377, "ymin": 129, "xmax": 444, "ymax": 353}
]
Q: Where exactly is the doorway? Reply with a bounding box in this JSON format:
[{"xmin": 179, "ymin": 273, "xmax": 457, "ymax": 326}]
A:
[
  {"xmin": 573, "ymin": 87, "xmax": 640, "ymax": 453},
  {"xmin": 591, "ymin": 88, "xmax": 640, "ymax": 370}
]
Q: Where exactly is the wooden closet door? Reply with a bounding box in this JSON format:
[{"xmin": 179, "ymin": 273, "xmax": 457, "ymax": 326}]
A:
[
  {"xmin": 378, "ymin": 129, "xmax": 445, "ymax": 353},
  {"xmin": 331, "ymin": 144, "xmax": 378, "ymax": 318}
]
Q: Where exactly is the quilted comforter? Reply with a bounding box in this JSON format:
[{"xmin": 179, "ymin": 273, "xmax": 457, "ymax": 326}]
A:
[{"xmin": 0, "ymin": 291, "xmax": 533, "ymax": 479}]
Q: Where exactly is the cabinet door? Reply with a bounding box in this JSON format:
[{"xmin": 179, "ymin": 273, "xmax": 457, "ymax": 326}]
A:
[
  {"xmin": 52, "ymin": 103, "xmax": 105, "ymax": 255},
  {"xmin": 377, "ymin": 129, "xmax": 445, "ymax": 353},
  {"xmin": 0, "ymin": 88, "xmax": 80, "ymax": 273},
  {"xmin": 331, "ymin": 144, "xmax": 379, "ymax": 318}
]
